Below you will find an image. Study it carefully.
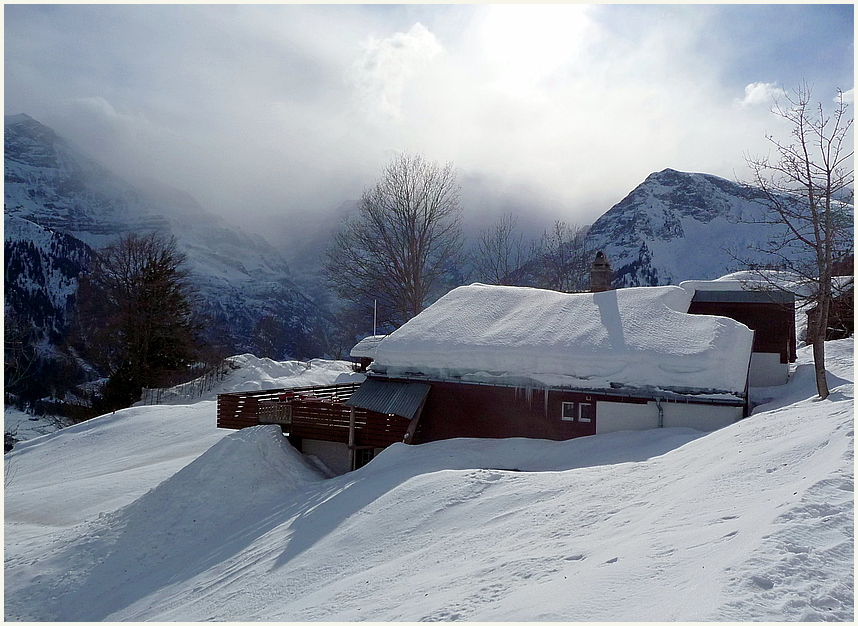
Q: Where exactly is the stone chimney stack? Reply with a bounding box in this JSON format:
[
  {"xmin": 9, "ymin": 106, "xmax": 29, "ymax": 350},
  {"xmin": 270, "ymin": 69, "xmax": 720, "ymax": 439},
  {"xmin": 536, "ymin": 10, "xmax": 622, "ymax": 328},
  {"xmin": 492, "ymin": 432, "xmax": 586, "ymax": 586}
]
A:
[{"xmin": 590, "ymin": 251, "xmax": 613, "ymax": 292}]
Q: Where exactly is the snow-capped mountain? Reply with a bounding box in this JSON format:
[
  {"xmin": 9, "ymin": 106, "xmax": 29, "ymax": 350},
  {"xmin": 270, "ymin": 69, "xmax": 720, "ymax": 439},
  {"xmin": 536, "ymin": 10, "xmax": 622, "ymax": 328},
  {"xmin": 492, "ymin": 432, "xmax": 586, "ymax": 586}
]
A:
[
  {"xmin": 585, "ymin": 168, "xmax": 798, "ymax": 287},
  {"xmin": 4, "ymin": 215, "xmax": 92, "ymax": 349},
  {"xmin": 4, "ymin": 114, "xmax": 330, "ymax": 362}
]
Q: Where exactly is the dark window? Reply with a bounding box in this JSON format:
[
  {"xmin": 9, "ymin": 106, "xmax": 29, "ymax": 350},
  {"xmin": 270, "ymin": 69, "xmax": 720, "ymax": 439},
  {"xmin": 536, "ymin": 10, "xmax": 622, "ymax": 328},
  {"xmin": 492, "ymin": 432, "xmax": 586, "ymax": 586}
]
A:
[{"xmin": 355, "ymin": 448, "xmax": 376, "ymax": 469}]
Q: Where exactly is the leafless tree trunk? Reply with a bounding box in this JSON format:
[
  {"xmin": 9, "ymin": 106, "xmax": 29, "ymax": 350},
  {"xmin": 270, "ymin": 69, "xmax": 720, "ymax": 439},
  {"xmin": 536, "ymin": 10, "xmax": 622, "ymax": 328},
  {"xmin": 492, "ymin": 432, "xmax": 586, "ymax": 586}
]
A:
[
  {"xmin": 472, "ymin": 213, "xmax": 531, "ymax": 285},
  {"xmin": 325, "ymin": 153, "xmax": 464, "ymax": 327},
  {"xmin": 744, "ymin": 83, "xmax": 853, "ymax": 399}
]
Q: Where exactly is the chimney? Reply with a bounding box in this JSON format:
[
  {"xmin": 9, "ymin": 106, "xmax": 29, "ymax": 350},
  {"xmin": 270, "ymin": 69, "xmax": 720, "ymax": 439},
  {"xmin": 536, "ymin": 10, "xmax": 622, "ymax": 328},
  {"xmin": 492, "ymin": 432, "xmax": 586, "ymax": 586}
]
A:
[{"xmin": 590, "ymin": 251, "xmax": 613, "ymax": 292}]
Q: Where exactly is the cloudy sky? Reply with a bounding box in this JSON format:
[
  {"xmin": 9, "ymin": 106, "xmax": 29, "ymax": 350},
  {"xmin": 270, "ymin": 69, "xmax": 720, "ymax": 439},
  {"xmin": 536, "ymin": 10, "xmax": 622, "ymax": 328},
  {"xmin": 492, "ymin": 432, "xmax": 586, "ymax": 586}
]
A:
[{"xmin": 5, "ymin": 3, "xmax": 854, "ymax": 240}]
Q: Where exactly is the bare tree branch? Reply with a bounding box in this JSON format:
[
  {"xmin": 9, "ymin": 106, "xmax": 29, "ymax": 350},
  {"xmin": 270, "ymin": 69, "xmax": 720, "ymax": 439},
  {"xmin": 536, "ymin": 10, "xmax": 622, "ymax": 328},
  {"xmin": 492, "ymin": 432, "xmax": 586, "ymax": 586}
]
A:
[
  {"xmin": 741, "ymin": 82, "xmax": 854, "ymax": 399},
  {"xmin": 472, "ymin": 213, "xmax": 532, "ymax": 285},
  {"xmin": 325, "ymin": 153, "xmax": 465, "ymax": 327}
]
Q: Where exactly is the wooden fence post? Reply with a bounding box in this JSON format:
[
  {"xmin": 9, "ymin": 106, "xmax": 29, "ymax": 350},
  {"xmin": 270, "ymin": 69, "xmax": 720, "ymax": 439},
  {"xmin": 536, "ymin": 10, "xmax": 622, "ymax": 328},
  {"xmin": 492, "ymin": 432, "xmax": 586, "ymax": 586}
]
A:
[{"xmin": 348, "ymin": 405, "xmax": 356, "ymax": 471}]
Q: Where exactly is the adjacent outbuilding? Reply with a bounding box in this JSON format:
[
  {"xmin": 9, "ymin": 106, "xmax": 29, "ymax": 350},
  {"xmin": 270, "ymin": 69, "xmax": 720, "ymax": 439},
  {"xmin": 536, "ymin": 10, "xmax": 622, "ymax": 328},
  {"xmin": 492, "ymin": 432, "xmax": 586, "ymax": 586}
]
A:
[{"xmin": 680, "ymin": 276, "xmax": 796, "ymax": 387}]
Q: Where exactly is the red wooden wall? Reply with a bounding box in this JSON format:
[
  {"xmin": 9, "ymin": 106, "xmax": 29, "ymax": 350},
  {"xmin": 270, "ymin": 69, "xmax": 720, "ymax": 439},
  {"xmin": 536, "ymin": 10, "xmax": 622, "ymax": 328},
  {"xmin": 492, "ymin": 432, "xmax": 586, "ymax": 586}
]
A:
[{"xmin": 410, "ymin": 380, "xmax": 647, "ymax": 443}]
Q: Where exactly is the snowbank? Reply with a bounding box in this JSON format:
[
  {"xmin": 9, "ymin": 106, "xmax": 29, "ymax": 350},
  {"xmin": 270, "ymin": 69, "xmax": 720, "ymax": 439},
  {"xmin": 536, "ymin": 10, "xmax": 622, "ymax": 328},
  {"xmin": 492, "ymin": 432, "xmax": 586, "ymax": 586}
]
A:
[
  {"xmin": 5, "ymin": 339, "xmax": 852, "ymax": 622},
  {"xmin": 4, "ymin": 402, "xmax": 230, "ymax": 543},
  {"xmin": 142, "ymin": 354, "xmax": 365, "ymax": 404},
  {"xmin": 372, "ymin": 283, "xmax": 754, "ymax": 394},
  {"xmin": 5, "ymin": 425, "xmax": 324, "ymax": 621},
  {"xmin": 3, "ymin": 406, "xmax": 62, "ymax": 444},
  {"xmin": 214, "ymin": 354, "xmax": 364, "ymax": 394}
]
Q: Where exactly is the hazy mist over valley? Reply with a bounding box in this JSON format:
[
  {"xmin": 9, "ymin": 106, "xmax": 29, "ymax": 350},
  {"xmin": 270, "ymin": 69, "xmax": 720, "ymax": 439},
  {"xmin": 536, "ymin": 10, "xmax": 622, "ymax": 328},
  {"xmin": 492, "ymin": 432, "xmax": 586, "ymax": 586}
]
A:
[{"xmin": 5, "ymin": 4, "xmax": 853, "ymax": 247}]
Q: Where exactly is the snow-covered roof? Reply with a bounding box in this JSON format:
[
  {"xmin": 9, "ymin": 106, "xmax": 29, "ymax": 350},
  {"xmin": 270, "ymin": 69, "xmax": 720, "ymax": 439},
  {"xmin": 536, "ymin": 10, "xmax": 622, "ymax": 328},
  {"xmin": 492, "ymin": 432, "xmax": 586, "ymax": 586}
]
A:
[
  {"xmin": 680, "ymin": 270, "xmax": 854, "ymax": 300},
  {"xmin": 680, "ymin": 279, "xmax": 795, "ymax": 305},
  {"xmin": 370, "ymin": 284, "xmax": 754, "ymax": 396},
  {"xmin": 350, "ymin": 335, "xmax": 387, "ymax": 359},
  {"xmin": 679, "ymin": 270, "xmax": 801, "ymax": 296}
]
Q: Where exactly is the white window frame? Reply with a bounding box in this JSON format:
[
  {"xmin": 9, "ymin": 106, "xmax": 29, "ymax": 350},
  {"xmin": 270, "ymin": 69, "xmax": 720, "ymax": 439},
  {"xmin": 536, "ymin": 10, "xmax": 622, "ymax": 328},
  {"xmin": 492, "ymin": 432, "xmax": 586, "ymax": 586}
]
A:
[
  {"xmin": 561, "ymin": 397, "xmax": 595, "ymax": 423},
  {"xmin": 578, "ymin": 400, "xmax": 594, "ymax": 423},
  {"xmin": 561, "ymin": 401, "xmax": 577, "ymax": 421}
]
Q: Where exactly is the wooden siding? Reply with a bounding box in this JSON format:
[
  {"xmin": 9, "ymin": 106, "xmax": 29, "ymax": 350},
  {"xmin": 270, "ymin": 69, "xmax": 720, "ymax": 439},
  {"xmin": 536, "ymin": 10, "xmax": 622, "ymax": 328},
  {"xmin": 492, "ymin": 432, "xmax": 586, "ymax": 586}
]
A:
[
  {"xmin": 807, "ymin": 288, "xmax": 854, "ymax": 340},
  {"xmin": 687, "ymin": 300, "xmax": 796, "ymax": 363},
  {"xmin": 409, "ymin": 380, "xmax": 647, "ymax": 444}
]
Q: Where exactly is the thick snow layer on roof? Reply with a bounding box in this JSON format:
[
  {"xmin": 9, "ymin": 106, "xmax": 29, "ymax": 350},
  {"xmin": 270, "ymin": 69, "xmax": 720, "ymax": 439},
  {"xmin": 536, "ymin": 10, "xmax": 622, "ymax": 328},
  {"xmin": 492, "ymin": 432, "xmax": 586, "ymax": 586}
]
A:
[
  {"xmin": 681, "ymin": 271, "xmax": 853, "ymax": 302},
  {"xmin": 350, "ymin": 335, "xmax": 387, "ymax": 359},
  {"xmin": 372, "ymin": 284, "xmax": 754, "ymax": 395},
  {"xmin": 680, "ymin": 270, "xmax": 802, "ymax": 295}
]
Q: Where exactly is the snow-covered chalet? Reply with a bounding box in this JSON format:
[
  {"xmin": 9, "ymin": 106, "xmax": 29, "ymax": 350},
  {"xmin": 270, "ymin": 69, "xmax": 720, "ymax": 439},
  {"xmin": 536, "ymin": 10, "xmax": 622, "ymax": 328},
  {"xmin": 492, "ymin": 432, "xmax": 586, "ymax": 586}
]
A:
[
  {"xmin": 219, "ymin": 256, "xmax": 800, "ymax": 474},
  {"xmin": 347, "ymin": 281, "xmax": 755, "ymax": 444}
]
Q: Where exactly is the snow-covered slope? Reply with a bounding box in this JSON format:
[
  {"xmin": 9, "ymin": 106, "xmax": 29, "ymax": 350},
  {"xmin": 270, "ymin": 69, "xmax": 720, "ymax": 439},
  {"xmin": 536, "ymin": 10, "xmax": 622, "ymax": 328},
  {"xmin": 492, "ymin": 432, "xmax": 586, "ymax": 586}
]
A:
[
  {"xmin": 5, "ymin": 339, "xmax": 852, "ymax": 621},
  {"xmin": 4, "ymin": 356, "xmax": 363, "ymax": 447},
  {"xmin": 585, "ymin": 168, "xmax": 805, "ymax": 287},
  {"xmin": 4, "ymin": 114, "xmax": 329, "ymax": 358},
  {"xmin": 139, "ymin": 354, "xmax": 364, "ymax": 405}
]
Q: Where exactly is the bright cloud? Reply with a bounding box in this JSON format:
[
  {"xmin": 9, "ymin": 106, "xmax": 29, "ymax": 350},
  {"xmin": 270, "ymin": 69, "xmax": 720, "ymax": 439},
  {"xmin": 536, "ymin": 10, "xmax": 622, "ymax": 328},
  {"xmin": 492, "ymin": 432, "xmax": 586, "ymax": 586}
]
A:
[
  {"xmin": 349, "ymin": 23, "xmax": 445, "ymax": 122},
  {"xmin": 3, "ymin": 4, "xmax": 852, "ymax": 239},
  {"xmin": 736, "ymin": 82, "xmax": 786, "ymax": 107},
  {"xmin": 474, "ymin": 4, "xmax": 595, "ymax": 97}
]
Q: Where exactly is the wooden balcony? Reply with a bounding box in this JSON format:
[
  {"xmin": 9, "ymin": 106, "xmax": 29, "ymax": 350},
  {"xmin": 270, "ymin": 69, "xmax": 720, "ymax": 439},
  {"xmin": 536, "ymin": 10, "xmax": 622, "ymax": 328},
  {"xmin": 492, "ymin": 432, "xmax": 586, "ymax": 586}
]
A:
[{"xmin": 217, "ymin": 382, "xmax": 411, "ymax": 448}]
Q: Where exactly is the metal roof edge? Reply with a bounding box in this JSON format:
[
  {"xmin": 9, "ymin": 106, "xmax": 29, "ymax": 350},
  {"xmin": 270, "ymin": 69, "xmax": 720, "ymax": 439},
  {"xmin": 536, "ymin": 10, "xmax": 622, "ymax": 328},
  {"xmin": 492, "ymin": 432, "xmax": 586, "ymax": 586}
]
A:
[{"xmin": 364, "ymin": 373, "xmax": 746, "ymax": 406}]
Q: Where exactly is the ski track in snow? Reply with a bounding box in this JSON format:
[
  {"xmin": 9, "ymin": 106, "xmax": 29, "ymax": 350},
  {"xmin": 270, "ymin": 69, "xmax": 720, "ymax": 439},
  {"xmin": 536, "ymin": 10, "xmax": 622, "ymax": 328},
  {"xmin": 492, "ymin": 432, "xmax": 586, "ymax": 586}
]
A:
[{"xmin": 4, "ymin": 340, "xmax": 853, "ymax": 621}]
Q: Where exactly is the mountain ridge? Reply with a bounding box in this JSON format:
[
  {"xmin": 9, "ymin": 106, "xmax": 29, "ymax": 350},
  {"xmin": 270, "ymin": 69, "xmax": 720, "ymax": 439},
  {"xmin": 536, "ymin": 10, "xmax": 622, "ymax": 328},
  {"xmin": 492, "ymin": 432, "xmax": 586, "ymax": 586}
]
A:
[
  {"xmin": 584, "ymin": 167, "xmax": 801, "ymax": 287},
  {"xmin": 4, "ymin": 114, "xmax": 333, "ymax": 406}
]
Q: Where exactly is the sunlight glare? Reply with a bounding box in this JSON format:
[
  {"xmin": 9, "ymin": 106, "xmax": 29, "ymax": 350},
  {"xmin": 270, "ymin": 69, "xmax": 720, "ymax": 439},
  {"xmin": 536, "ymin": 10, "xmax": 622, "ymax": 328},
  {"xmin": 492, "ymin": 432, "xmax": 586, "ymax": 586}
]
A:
[{"xmin": 477, "ymin": 4, "xmax": 593, "ymax": 96}]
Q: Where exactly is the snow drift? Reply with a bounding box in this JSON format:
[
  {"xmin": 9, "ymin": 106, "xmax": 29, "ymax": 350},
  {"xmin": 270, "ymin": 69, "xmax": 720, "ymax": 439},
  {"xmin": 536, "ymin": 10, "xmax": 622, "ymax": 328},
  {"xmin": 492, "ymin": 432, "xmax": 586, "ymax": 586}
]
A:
[{"xmin": 4, "ymin": 340, "xmax": 852, "ymax": 621}]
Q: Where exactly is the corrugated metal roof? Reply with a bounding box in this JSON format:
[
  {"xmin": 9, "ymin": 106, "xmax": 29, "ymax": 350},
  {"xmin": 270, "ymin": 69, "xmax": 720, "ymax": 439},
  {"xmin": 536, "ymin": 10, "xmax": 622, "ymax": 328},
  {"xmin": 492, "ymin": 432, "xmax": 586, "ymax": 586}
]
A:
[{"xmin": 346, "ymin": 378, "xmax": 430, "ymax": 420}]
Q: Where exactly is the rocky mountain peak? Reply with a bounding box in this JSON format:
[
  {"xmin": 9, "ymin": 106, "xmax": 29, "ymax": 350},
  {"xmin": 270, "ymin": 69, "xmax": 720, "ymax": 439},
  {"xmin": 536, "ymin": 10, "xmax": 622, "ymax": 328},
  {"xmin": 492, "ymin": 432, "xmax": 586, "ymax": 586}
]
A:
[
  {"xmin": 585, "ymin": 168, "xmax": 794, "ymax": 287},
  {"xmin": 5, "ymin": 113, "xmax": 66, "ymax": 170}
]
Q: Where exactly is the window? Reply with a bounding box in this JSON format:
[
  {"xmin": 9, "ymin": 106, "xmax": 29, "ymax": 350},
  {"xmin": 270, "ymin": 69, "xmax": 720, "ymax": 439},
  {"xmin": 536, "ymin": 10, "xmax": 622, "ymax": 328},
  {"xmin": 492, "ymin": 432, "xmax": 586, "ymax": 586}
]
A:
[
  {"xmin": 561, "ymin": 402, "xmax": 577, "ymax": 421},
  {"xmin": 561, "ymin": 397, "xmax": 595, "ymax": 423},
  {"xmin": 355, "ymin": 447, "xmax": 377, "ymax": 469}
]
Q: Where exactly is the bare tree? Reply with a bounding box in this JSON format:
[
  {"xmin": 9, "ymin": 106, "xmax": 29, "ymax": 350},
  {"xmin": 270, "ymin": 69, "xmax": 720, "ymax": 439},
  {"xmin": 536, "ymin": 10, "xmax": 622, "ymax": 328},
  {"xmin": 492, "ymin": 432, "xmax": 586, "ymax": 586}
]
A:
[
  {"xmin": 74, "ymin": 232, "xmax": 202, "ymax": 409},
  {"xmin": 325, "ymin": 153, "xmax": 465, "ymax": 326},
  {"xmin": 744, "ymin": 82, "xmax": 853, "ymax": 399},
  {"xmin": 532, "ymin": 220, "xmax": 591, "ymax": 292},
  {"xmin": 472, "ymin": 213, "xmax": 531, "ymax": 285}
]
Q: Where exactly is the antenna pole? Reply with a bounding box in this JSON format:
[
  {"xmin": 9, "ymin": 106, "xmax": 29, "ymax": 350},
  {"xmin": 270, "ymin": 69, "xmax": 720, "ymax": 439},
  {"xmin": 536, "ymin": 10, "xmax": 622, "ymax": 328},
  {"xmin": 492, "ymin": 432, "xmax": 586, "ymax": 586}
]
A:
[{"xmin": 373, "ymin": 299, "xmax": 377, "ymax": 336}]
